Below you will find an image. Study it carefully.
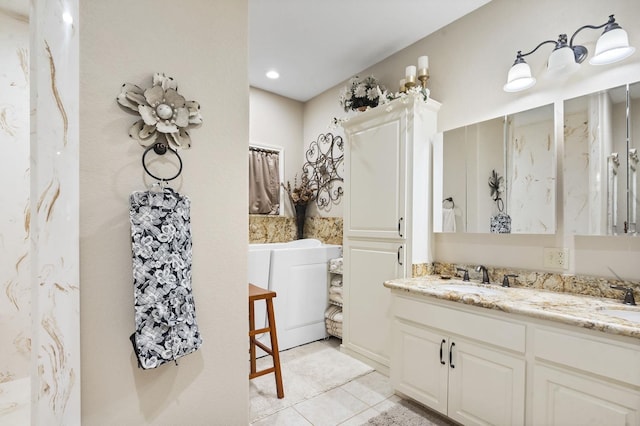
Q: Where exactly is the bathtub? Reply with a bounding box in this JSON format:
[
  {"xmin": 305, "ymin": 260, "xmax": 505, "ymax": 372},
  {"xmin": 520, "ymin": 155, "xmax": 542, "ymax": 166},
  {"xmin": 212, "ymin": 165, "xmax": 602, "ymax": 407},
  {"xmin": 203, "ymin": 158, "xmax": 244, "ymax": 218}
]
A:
[{"xmin": 248, "ymin": 239, "xmax": 342, "ymax": 352}]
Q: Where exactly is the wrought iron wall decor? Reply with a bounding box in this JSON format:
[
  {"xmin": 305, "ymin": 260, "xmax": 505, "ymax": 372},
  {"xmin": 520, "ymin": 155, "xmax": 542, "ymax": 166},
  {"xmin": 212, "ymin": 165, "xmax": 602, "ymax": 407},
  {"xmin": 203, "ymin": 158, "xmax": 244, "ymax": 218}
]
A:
[{"xmin": 303, "ymin": 133, "xmax": 344, "ymax": 211}]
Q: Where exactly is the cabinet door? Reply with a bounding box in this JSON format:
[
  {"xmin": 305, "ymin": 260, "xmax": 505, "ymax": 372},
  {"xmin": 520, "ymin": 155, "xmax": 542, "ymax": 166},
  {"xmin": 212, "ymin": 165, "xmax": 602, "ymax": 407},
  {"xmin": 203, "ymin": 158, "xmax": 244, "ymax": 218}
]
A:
[
  {"xmin": 532, "ymin": 364, "xmax": 640, "ymax": 426},
  {"xmin": 343, "ymin": 240, "xmax": 405, "ymax": 366},
  {"xmin": 447, "ymin": 337, "xmax": 525, "ymax": 426},
  {"xmin": 345, "ymin": 116, "xmax": 406, "ymax": 240},
  {"xmin": 391, "ymin": 320, "xmax": 449, "ymax": 416}
]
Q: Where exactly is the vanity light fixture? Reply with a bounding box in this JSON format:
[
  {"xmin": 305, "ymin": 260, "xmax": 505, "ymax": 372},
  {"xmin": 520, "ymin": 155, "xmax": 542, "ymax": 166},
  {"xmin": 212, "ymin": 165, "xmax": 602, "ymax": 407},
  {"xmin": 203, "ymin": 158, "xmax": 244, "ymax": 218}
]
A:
[{"xmin": 504, "ymin": 14, "xmax": 635, "ymax": 93}]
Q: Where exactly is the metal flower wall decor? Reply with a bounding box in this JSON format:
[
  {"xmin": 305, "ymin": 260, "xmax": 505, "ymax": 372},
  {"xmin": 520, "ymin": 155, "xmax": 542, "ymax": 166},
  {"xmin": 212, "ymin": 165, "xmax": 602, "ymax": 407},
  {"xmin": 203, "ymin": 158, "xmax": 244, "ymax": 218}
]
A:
[
  {"xmin": 488, "ymin": 169, "xmax": 506, "ymax": 212},
  {"xmin": 117, "ymin": 73, "xmax": 203, "ymax": 150},
  {"xmin": 302, "ymin": 133, "xmax": 344, "ymax": 211}
]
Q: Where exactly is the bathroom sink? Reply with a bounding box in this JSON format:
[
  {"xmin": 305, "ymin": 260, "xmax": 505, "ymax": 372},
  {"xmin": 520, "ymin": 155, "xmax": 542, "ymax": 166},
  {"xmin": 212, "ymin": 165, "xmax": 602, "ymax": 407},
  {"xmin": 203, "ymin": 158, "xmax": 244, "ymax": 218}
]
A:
[
  {"xmin": 437, "ymin": 284, "xmax": 503, "ymax": 296},
  {"xmin": 598, "ymin": 307, "xmax": 640, "ymax": 323}
]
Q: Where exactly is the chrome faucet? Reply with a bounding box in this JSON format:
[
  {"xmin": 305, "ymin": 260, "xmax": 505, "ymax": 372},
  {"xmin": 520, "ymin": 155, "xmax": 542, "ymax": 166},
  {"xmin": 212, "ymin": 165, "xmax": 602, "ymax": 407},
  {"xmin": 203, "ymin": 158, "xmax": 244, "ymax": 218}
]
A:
[
  {"xmin": 456, "ymin": 267, "xmax": 470, "ymax": 282},
  {"xmin": 610, "ymin": 285, "xmax": 637, "ymax": 306},
  {"xmin": 475, "ymin": 265, "xmax": 490, "ymax": 284},
  {"xmin": 502, "ymin": 274, "xmax": 518, "ymax": 288}
]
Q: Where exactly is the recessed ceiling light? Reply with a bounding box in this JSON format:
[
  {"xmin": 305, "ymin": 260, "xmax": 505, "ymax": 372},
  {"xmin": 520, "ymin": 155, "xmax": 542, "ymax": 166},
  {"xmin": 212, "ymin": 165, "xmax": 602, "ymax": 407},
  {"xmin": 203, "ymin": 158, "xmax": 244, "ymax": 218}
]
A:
[{"xmin": 266, "ymin": 70, "xmax": 280, "ymax": 79}]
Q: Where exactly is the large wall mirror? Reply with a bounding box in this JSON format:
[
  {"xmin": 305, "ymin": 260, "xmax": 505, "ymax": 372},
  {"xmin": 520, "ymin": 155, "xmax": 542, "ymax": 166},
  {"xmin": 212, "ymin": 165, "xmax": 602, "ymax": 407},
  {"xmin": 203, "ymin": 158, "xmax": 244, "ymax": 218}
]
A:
[
  {"xmin": 564, "ymin": 82, "xmax": 639, "ymax": 236},
  {"xmin": 434, "ymin": 104, "xmax": 555, "ymax": 234}
]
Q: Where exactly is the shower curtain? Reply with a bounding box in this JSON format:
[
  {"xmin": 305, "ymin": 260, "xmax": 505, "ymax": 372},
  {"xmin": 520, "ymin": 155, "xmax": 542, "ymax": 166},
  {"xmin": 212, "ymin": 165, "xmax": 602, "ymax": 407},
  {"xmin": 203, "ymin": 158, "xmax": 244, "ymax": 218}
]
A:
[
  {"xmin": 249, "ymin": 148, "xmax": 280, "ymax": 214},
  {"xmin": 129, "ymin": 189, "xmax": 203, "ymax": 369}
]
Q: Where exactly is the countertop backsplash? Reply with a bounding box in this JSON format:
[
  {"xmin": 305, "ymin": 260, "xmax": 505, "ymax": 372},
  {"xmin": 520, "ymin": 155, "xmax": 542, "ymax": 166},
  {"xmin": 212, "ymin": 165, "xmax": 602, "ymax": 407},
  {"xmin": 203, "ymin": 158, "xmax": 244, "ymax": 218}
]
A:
[{"xmin": 432, "ymin": 262, "xmax": 639, "ymax": 302}]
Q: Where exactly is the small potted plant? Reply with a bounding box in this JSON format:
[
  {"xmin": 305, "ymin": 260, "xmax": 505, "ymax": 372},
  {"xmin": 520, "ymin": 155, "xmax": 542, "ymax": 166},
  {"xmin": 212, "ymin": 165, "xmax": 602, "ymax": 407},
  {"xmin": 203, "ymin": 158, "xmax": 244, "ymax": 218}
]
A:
[
  {"xmin": 282, "ymin": 174, "xmax": 316, "ymax": 239},
  {"xmin": 339, "ymin": 75, "xmax": 386, "ymax": 112}
]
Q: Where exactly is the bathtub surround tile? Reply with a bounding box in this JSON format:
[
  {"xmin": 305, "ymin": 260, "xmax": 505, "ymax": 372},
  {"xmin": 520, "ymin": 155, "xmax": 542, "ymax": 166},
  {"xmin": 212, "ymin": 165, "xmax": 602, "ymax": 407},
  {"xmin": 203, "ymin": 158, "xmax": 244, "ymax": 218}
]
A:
[
  {"xmin": 249, "ymin": 215, "xmax": 297, "ymax": 243},
  {"xmin": 306, "ymin": 217, "xmax": 343, "ymax": 245},
  {"xmin": 249, "ymin": 215, "xmax": 343, "ymax": 245}
]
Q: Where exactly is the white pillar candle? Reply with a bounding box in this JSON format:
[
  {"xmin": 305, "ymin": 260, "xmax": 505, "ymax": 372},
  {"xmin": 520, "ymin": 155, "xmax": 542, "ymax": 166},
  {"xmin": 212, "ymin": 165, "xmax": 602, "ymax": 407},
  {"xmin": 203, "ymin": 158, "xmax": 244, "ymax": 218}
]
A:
[
  {"xmin": 405, "ymin": 65, "xmax": 417, "ymax": 78},
  {"xmin": 418, "ymin": 56, "xmax": 429, "ymax": 70},
  {"xmin": 399, "ymin": 78, "xmax": 406, "ymax": 92}
]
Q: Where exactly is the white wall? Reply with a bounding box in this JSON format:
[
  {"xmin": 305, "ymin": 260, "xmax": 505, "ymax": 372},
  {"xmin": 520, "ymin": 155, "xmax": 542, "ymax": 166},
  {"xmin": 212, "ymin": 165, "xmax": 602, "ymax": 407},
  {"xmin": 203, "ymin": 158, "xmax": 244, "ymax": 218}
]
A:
[
  {"xmin": 303, "ymin": 0, "xmax": 640, "ymax": 279},
  {"xmin": 79, "ymin": 1, "xmax": 249, "ymax": 424},
  {"xmin": 0, "ymin": 8, "xmax": 30, "ymax": 386}
]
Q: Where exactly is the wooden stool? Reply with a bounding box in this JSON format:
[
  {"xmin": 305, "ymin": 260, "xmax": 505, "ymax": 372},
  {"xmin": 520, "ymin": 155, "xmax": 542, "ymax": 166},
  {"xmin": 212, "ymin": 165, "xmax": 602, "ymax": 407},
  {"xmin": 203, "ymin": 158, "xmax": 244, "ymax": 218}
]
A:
[{"xmin": 249, "ymin": 283, "xmax": 284, "ymax": 399}]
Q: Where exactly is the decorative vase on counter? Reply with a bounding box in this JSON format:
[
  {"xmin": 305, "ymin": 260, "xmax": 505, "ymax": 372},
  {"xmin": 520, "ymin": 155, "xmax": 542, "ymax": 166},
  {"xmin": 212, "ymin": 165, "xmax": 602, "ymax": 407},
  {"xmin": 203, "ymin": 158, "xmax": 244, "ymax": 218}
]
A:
[{"xmin": 295, "ymin": 204, "xmax": 307, "ymax": 239}]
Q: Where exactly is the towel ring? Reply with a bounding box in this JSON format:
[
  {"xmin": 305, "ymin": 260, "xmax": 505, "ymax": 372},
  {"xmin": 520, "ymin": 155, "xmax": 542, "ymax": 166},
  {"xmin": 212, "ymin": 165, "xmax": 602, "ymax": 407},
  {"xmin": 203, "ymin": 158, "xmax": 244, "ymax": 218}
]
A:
[
  {"xmin": 142, "ymin": 142, "xmax": 183, "ymax": 181},
  {"xmin": 443, "ymin": 197, "xmax": 455, "ymax": 209}
]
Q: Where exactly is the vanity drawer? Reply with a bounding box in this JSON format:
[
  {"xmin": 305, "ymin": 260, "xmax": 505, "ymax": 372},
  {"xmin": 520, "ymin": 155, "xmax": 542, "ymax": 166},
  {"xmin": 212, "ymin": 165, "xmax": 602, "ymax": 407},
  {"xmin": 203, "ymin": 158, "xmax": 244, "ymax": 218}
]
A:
[
  {"xmin": 393, "ymin": 294, "xmax": 526, "ymax": 353},
  {"xmin": 534, "ymin": 327, "xmax": 640, "ymax": 387}
]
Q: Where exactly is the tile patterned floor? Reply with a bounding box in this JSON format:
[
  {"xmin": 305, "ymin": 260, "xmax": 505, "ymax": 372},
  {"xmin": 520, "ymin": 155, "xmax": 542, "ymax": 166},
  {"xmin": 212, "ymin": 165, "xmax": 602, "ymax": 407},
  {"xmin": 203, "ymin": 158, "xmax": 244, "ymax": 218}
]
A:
[{"xmin": 250, "ymin": 338, "xmax": 453, "ymax": 425}]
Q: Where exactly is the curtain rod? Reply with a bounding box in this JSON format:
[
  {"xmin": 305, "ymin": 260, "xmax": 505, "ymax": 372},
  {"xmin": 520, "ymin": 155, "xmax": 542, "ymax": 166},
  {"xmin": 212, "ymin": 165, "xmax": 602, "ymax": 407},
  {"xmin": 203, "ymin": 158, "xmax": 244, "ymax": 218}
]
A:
[{"xmin": 249, "ymin": 146, "xmax": 279, "ymax": 155}]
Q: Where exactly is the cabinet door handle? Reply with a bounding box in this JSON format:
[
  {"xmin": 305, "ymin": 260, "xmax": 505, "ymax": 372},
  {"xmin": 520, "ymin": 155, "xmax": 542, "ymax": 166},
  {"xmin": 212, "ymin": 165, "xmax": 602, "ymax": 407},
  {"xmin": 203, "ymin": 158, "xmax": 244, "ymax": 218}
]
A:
[
  {"xmin": 439, "ymin": 339, "xmax": 446, "ymax": 365},
  {"xmin": 397, "ymin": 246, "xmax": 403, "ymax": 266},
  {"xmin": 449, "ymin": 342, "xmax": 455, "ymax": 368},
  {"xmin": 398, "ymin": 217, "xmax": 404, "ymax": 238}
]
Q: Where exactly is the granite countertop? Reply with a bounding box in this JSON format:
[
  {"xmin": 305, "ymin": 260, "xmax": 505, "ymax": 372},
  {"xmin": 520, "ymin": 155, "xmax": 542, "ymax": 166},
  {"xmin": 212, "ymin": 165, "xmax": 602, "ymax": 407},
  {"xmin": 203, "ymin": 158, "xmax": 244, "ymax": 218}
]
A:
[{"xmin": 384, "ymin": 276, "xmax": 640, "ymax": 340}]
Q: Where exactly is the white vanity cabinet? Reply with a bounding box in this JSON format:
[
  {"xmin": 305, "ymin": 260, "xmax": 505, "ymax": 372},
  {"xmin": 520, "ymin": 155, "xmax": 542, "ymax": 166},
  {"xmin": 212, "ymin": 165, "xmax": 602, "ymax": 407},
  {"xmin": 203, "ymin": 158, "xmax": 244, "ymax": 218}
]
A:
[
  {"xmin": 388, "ymin": 285, "xmax": 640, "ymax": 426},
  {"xmin": 531, "ymin": 327, "xmax": 640, "ymax": 425},
  {"xmin": 342, "ymin": 95, "xmax": 441, "ymax": 371},
  {"xmin": 390, "ymin": 294, "xmax": 526, "ymax": 425}
]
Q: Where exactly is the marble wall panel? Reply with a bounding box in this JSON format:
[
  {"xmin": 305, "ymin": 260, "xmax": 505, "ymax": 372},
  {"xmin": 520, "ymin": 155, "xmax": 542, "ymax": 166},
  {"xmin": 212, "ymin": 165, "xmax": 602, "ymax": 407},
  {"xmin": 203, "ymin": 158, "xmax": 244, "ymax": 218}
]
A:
[
  {"xmin": 29, "ymin": 0, "xmax": 80, "ymax": 424},
  {"xmin": 0, "ymin": 9, "xmax": 31, "ymax": 423}
]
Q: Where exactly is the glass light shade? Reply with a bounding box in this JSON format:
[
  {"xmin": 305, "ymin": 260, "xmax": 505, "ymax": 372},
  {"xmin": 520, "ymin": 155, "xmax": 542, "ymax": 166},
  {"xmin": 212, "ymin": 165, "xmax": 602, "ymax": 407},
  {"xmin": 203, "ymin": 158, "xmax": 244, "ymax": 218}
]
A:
[
  {"xmin": 547, "ymin": 46, "xmax": 580, "ymax": 76},
  {"xmin": 590, "ymin": 27, "xmax": 636, "ymax": 65},
  {"xmin": 503, "ymin": 62, "xmax": 536, "ymax": 92}
]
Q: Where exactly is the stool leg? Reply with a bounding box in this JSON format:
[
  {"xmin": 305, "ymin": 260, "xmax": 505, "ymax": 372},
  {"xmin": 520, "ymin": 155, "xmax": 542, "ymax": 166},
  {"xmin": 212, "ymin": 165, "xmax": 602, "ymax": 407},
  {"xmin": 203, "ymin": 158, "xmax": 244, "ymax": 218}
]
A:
[
  {"xmin": 266, "ymin": 297, "xmax": 284, "ymax": 398},
  {"xmin": 249, "ymin": 299, "xmax": 256, "ymax": 375}
]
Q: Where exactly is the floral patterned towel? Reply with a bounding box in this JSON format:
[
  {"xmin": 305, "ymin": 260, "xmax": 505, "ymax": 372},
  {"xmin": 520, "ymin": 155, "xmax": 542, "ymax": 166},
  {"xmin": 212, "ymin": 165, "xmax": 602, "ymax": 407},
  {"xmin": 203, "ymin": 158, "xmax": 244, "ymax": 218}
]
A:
[
  {"xmin": 129, "ymin": 189, "xmax": 203, "ymax": 369},
  {"xmin": 490, "ymin": 212, "xmax": 512, "ymax": 234}
]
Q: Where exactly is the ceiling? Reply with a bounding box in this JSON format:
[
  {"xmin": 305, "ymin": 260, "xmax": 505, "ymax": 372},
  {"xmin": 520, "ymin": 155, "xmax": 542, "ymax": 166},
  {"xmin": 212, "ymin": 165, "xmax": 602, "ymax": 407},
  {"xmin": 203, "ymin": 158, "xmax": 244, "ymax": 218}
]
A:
[
  {"xmin": 249, "ymin": 0, "xmax": 491, "ymax": 102},
  {"xmin": 1, "ymin": 0, "xmax": 491, "ymax": 102}
]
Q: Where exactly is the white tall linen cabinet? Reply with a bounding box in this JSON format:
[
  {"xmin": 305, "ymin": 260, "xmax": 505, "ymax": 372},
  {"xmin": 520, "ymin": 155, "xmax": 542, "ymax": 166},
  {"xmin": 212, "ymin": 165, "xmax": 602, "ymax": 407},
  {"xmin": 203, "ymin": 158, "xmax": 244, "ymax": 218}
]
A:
[{"xmin": 341, "ymin": 94, "xmax": 441, "ymax": 371}]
